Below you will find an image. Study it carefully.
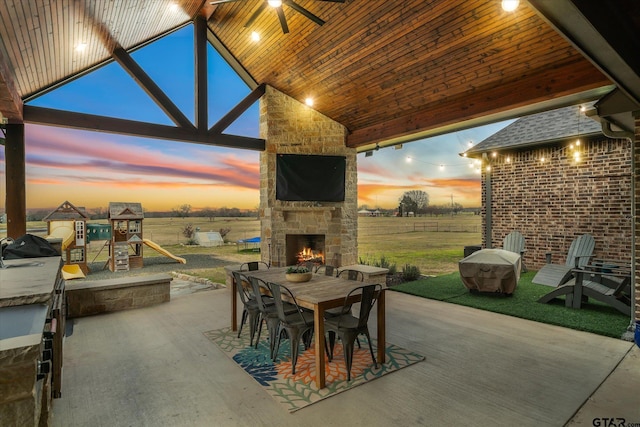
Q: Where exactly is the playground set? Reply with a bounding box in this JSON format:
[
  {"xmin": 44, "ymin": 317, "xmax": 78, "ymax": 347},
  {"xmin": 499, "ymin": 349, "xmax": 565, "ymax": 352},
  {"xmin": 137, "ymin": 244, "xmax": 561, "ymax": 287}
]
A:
[{"xmin": 44, "ymin": 201, "xmax": 185, "ymax": 280}]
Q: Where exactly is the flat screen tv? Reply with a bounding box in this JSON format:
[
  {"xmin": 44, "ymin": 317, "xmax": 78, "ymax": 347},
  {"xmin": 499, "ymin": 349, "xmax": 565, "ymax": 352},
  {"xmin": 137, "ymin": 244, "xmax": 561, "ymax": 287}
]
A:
[{"xmin": 276, "ymin": 154, "xmax": 346, "ymax": 202}]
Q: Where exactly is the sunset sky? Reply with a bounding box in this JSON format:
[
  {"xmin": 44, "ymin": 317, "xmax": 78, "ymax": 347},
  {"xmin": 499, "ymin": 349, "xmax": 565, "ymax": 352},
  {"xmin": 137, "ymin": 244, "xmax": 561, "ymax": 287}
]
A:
[{"xmin": 1, "ymin": 25, "xmax": 511, "ymax": 213}]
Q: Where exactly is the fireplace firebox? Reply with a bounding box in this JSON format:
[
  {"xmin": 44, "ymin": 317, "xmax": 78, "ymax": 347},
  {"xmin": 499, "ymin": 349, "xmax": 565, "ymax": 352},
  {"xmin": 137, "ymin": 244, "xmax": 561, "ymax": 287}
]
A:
[{"xmin": 286, "ymin": 234, "xmax": 325, "ymax": 266}]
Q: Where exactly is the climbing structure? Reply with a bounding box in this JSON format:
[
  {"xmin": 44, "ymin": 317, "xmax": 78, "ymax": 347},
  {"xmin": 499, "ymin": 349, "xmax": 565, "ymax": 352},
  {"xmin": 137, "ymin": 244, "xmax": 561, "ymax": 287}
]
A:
[
  {"xmin": 108, "ymin": 202, "xmax": 144, "ymax": 271},
  {"xmin": 43, "ymin": 200, "xmax": 89, "ymax": 275}
]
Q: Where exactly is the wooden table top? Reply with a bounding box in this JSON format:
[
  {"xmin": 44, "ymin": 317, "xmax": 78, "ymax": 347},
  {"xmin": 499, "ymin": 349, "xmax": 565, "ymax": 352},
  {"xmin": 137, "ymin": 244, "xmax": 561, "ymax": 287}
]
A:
[{"xmin": 240, "ymin": 267, "xmax": 385, "ymax": 309}]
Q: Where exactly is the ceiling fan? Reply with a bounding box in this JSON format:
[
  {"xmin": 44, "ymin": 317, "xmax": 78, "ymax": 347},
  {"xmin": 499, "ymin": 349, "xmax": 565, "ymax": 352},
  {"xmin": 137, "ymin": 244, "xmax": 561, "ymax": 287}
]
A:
[{"xmin": 210, "ymin": 0, "xmax": 345, "ymax": 34}]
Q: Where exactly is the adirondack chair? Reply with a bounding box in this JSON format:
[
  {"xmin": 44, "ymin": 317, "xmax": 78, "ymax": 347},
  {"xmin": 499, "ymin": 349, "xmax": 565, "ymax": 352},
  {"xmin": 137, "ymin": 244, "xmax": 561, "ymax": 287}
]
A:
[
  {"xmin": 502, "ymin": 231, "xmax": 527, "ymax": 272},
  {"xmin": 532, "ymin": 234, "xmax": 595, "ymax": 287},
  {"xmin": 538, "ymin": 260, "xmax": 632, "ymax": 315}
]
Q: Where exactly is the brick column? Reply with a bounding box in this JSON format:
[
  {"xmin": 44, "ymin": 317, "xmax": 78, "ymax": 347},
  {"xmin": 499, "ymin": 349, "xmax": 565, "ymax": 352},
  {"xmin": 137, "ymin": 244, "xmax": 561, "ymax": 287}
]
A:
[{"xmin": 635, "ymin": 111, "xmax": 640, "ymax": 321}]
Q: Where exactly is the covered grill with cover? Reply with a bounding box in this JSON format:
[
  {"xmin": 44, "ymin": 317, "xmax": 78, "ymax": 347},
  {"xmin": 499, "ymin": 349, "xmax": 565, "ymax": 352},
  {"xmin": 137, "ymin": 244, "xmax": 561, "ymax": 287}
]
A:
[{"xmin": 459, "ymin": 249, "xmax": 522, "ymax": 295}]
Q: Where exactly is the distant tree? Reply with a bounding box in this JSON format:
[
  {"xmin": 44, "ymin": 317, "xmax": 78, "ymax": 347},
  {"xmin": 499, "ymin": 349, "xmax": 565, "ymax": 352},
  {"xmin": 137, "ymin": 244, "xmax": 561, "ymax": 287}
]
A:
[
  {"xmin": 26, "ymin": 210, "xmax": 50, "ymax": 221},
  {"xmin": 172, "ymin": 204, "xmax": 192, "ymax": 218},
  {"xmin": 199, "ymin": 207, "xmax": 215, "ymax": 222},
  {"xmin": 451, "ymin": 202, "xmax": 464, "ymax": 215}
]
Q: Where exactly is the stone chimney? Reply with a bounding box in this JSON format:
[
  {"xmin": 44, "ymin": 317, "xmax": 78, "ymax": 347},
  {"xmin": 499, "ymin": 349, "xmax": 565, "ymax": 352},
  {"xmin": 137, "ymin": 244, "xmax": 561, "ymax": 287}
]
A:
[{"xmin": 259, "ymin": 86, "xmax": 357, "ymax": 267}]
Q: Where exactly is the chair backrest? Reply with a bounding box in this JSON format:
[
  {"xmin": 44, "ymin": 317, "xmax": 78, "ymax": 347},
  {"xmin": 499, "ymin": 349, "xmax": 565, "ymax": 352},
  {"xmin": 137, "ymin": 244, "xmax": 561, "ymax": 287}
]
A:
[
  {"xmin": 338, "ymin": 269, "xmax": 364, "ymax": 281},
  {"xmin": 337, "ymin": 284, "xmax": 382, "ymax": 329},
  {"xmin": 565, "ymin": 234, "xmax": 595, "ymax": 268},
  {"xmin": 298, "ymin": 261, "xmax": 316, "ymax": 272},
  {"xmin": 240, "ymin": 261, "xmax": 269, "ymax": 271},
  {"xmin": 269, "ymin": 282, "xmax": 310, "ymax": 325},
  {"xmin": 232, "ymin": 271, "xmax": 253, "ymax": 305},
  {"xmin": 503, "ymin": 231, "xmax": 525, "ymax": 255},
  {"xmin": 316, "ymin": 265, "xmax": 336, "ymax": 276},
  {"xmin": 248, "ymin": 276, "xmax": 271, "ymax": 313}
]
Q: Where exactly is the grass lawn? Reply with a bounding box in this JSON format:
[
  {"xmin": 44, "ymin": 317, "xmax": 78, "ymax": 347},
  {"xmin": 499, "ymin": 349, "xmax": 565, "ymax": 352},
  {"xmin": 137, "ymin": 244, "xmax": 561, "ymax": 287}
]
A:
[{"xmin": 392, "ymin": 271, "xmax": 631, "ymax": 339}]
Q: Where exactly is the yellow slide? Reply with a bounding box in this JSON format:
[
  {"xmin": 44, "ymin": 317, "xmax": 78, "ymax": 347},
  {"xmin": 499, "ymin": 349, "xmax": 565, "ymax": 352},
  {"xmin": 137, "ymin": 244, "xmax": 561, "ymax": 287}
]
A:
[
  {"xmin": 143, "ymin": 239, "xmax": 187, "ymax": 264},
  {"xmin": 47, "ymin": 221, "xmax": 75, "ymax": 250},
  {"xmin": 61, "ymin": 264, "xmax": 86, "ymax": 280}
]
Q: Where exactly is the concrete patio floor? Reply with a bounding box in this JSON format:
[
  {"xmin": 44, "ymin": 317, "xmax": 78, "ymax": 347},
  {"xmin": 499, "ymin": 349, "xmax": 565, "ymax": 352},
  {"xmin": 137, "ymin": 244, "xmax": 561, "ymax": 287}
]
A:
[{"xmin": 52, "ymin": 286, "xmax": 639, "ymax": 427}]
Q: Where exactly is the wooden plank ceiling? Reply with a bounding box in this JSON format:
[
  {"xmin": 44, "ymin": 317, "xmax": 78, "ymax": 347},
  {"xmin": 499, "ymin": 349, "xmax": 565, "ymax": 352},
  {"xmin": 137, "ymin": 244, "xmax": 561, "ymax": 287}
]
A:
[{"xmin": 0, "ymin": 0, "xmax": 614, "ymax": 150}]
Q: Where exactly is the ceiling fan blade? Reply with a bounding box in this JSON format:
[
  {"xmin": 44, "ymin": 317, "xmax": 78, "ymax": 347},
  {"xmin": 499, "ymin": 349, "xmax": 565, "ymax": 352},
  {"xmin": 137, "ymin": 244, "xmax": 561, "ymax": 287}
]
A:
[
  {"xmin": 285, "ymin": 0, "xmax": 325, "ymax": 26},
  {"xmin": 276, "ymin": 7, "xmax": 290, "ymax": 34},
  {"xmin": 210, "ymin": 0, "xmax": 244, "ymax": 5},
  {"xmin": 244, "ymin": 2, "xmax": 268, "ymax": 28}
]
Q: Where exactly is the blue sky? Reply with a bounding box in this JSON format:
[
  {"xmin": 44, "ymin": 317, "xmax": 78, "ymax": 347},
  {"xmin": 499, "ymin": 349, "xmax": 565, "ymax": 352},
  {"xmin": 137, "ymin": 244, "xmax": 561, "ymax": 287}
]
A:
[{"xmin": 1, "ymin": 24, "xmax": 511, "ymax": 212}]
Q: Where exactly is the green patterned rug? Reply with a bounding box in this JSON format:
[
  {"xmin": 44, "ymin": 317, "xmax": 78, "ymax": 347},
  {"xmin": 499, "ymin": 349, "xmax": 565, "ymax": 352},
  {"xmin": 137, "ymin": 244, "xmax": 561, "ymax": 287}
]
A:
[{"xmin": 204, "ymin": 327, "xmax": 424, "ymax": 412}]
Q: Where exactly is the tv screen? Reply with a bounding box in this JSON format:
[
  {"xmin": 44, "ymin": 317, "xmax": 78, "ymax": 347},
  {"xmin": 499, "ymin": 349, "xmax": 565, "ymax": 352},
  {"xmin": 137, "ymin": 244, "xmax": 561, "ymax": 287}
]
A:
[{"xmin": 276, "ymin": 154, "xmax": 346, "ymax": 202}]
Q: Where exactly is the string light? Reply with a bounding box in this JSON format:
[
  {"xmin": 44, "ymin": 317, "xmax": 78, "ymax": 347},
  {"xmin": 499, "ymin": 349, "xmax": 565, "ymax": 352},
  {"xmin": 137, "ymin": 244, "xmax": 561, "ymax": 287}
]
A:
[{"xmin": 405, "ymin": 155, "xmax": 475, "ymax": 170}]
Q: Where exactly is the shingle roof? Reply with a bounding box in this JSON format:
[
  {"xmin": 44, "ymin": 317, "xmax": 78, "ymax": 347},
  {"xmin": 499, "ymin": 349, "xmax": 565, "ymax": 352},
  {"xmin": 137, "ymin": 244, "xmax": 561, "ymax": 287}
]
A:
[
  {"xmin": 43, "ymin": 200, "xmax": 88, "ymax": 221},
  {"xmin": 108, "ymin": 202, "xmax": 144, "ymax": 220},
  {"xmin": 465, "ymin": 104, "xmax": 602, "ymax": 155}
]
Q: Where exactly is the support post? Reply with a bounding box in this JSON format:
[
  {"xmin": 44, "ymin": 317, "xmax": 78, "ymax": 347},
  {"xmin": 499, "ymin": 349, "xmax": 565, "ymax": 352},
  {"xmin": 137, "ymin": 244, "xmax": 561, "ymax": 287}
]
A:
[{"xmin": 4, "ymin": 124, "xmax": 26, "ymax": 238}]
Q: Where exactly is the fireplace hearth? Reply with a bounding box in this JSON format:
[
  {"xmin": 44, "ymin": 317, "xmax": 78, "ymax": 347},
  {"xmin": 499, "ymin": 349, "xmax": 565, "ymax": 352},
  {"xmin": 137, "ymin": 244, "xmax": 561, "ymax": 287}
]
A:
[{"xmin": 286, "ymin": 234, "xmax": 325, "ymax": 266}]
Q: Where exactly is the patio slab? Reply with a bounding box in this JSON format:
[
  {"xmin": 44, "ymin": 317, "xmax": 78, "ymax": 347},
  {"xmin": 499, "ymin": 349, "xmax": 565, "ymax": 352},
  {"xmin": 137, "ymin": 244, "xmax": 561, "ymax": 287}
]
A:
[{"xmin": 51, "ymin": 287, "xmax": 637, "ymax": 426}]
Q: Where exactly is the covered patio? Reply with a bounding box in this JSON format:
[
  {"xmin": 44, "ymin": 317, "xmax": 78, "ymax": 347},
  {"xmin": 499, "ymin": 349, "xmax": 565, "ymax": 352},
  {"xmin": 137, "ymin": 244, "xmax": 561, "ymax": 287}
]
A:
[
  {"xmin": 52, "ymin": 286, "xmax": 639, "ymax": 426},
  {"xmin": 1, "ymin": 1, "xmax": 639, "ymax": 424}
]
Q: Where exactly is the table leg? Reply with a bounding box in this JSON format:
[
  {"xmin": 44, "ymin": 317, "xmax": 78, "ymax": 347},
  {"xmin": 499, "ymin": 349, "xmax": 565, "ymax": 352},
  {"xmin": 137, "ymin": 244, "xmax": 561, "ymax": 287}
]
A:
[
  {"xmin": 314, "ymin": 303, "xmax": 326, "ymax": 389},
  {"xmin": 231, "ymin": 278, "xmax": 238, "ymax": 332},
  {"xmin": 377, "ymin": 289, "xmax": 386, "ymax": 364}
]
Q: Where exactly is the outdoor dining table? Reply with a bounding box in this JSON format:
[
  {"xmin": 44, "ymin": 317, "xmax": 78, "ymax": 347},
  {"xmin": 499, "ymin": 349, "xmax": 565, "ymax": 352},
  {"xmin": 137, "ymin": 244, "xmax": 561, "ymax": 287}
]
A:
[{"xmin": 231, "ymin": 266, "xmax": 387, "ymax": 389}]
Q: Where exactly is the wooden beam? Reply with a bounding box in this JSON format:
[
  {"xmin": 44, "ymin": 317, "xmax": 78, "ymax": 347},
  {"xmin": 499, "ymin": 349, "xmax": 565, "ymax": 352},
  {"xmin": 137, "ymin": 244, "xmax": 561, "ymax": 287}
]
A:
[
  {"xmin": 346, "ymin": 62, "xmax": 611, "ymax": 148},
  {"xmin": 24, "ymin": 105, "xmax": 265, "ymax": 151},
  {"xmin": 194, "ymin": 15, "xmax": 208, "ymax": 132},
  {"xmin": 4, "ymin": 124, "xmax": 26, "ymax": 238},
  {"xmin": 111, "ymin": 46, "xmax": 195, "ymax": 130},
  {"xmin": 210, "ymin": 83, "xmax": 266, "ymax": 134}
]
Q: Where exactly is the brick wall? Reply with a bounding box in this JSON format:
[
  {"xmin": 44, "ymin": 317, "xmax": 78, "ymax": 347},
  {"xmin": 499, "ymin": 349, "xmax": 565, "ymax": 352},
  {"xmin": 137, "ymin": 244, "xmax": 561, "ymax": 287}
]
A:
[
  {"xmin": 482, "ymin": 137, "xmax": 633, "ymax": 273},
  {"xmin": 635, "ymin": 112, "xmax": 640, "ymax": 321},
  {"xmin": 258, "ymin": 86, "xmax": 358, "ymax": 267}
]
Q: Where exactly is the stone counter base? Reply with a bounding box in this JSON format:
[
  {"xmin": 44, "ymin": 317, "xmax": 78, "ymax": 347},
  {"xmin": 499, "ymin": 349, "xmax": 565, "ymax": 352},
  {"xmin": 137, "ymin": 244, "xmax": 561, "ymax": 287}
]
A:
[{"xmin": 66, "ymin": 274, "xmax": 172, "ymax": 318}]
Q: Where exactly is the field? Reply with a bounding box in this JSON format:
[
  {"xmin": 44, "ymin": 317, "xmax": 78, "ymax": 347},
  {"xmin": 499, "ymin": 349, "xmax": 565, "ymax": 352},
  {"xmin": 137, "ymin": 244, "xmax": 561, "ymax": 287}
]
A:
[{"xmin": 1, "ymin": 214, "xmax": 482, "ymax": 282}]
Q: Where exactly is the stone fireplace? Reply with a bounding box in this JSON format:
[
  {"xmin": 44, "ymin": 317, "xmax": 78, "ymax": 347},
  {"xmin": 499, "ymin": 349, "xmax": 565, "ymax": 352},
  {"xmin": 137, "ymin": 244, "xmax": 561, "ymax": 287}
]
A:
[{"xmin": 258, "ymin": 86, "xmax": 358, "ymax": 267}]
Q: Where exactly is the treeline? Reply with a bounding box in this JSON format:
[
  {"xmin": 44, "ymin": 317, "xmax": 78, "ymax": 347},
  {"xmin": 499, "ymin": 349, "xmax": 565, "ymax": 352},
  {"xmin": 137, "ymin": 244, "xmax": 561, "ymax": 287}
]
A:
[{"xmin": 24, "ymin": 206, "xmax": 258, "ymax": 221}]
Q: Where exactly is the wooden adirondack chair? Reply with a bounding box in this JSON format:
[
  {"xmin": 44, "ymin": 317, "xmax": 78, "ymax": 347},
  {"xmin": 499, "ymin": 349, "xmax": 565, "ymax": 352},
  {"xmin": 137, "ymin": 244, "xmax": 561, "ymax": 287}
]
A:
[
  {"xmin": 502, "ymin": 231, "xmax": 527, "ymax": 272},
  {"xmin": 538, "ymin": 260, "xmax": 632, "ymax": 315},
  {"xmin": 532, "ymin": 234, "xmax": 595, "ymax": 287}
]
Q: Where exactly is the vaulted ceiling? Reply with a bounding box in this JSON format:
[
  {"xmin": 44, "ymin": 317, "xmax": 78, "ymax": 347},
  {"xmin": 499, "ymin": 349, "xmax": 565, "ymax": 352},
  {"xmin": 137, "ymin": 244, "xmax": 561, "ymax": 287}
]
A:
[{"xmin": 0, "ymin": 0, "xmax": 638, "ymax": 151}]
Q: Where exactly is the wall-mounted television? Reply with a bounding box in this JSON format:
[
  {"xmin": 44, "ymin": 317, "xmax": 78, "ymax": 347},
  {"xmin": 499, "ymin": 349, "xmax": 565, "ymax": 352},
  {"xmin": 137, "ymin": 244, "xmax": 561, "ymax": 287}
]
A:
[{"xmin": 276, "ymin": 154, "xmax": 346, "ymax": 202}]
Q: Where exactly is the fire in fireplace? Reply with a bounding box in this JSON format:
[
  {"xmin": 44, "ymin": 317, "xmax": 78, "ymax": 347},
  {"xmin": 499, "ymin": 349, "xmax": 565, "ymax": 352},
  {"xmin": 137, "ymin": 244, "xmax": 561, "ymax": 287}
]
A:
[{"xmin": 286, "ymin": 234, "xmax": 325, "ymax": 266}]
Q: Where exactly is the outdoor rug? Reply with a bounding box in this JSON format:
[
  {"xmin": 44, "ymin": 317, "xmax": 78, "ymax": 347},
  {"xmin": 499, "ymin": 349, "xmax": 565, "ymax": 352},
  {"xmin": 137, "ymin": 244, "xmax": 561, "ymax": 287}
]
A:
[{"xmin": 204, "ymin": 327, "xmax": 424, "ymax": 412}]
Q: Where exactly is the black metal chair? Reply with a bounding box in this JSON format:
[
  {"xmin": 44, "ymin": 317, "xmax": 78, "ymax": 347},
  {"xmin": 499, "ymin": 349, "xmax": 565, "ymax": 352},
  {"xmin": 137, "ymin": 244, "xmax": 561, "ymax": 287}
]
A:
[
  {"xmin": 315, "ymin": 265, "xmax": 336, "ymax": 276},
  {"xmin": 232, "ymin": 271, "xmax": 261, "ymax": 346},
  {"xmin": 269, "ymin": 282, "xmax": 315, "ymax": 374},
  {"xmin": 240, "ymin": 261, "xmax": 269, "ymax": 271},
  {"xmin": 337, "ymin": 269, "xmax": 365, "ymax": 282},
  {"xmin": 326, "ymin": 268, "xmax": 363, "ymax": 318},
  {"xmin": 324, "ymin": 284, "xmax": 382, "ymax": 381},
  {"xmin": 249, "ymin": 276, "xmax": 299, "ymax": 359},
  {"xmin": 249, "ymin": 276, "xmax": 280, "ymax": 358}
]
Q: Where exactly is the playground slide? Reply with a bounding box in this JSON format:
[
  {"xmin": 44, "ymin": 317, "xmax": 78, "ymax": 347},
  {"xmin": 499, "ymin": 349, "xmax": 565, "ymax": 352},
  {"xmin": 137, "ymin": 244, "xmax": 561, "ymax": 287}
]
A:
[
  {"xmin": 46, "ymin": 225, "xmax": 74, "ymax": 250},
  {"xmin": 61, "ymin": 264, "xmax": 86, "ymax": 280},
  {"xmin": 143, "ymin": 239, "xmax": 187, "ymax": 264}
]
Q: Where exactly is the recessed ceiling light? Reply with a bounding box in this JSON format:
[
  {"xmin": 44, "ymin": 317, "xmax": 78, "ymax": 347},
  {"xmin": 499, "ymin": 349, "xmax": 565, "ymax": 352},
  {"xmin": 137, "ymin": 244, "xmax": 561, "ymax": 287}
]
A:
[
  {"xmin": 305, "ymin": 98, "xmax": 314, "ymax": 107},
  {"xmin": 251, "ymin": 31, "xmax": 260, "ymax": 42},
  {"xmin": 268, "ymin": 0, "xmax": 282, "ymax": 7},
  {"xmin": 501, "ymin": 0, "xmax": 519, "ymax": 12},
  {"xmin": 75, "ymin": 43, "xmax": 87, "ymax": 52}
]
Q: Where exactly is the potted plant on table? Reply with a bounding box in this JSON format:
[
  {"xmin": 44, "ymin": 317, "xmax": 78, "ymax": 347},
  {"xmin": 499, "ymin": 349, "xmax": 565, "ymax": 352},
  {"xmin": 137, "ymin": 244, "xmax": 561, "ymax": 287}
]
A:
[{"xmin": 285, "ymin": 266, "xmax": 313, "ymax": 283}]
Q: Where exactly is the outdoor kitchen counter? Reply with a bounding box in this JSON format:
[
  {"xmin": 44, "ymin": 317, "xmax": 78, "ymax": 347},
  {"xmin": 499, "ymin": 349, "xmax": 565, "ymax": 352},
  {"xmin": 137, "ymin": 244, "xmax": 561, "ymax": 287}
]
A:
[
  {"xmin": 0, "ymin": 256, "xmax": 63, "ymax": 427},
  {"xmin": 0, "ymin": 256, "xmax": 63, "ymax": 307}
]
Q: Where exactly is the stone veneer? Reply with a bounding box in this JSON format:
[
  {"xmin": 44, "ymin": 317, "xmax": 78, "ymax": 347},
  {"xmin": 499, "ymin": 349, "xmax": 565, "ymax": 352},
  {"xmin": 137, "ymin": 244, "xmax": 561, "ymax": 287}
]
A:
[{"xmin": 258, "ymin": 86, "xmax": 357, "ymax": 267}]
